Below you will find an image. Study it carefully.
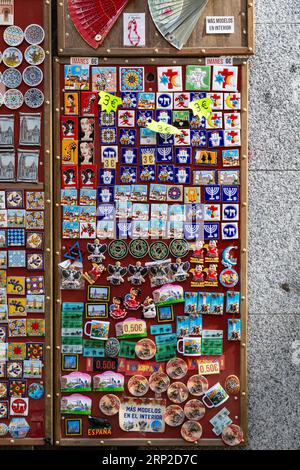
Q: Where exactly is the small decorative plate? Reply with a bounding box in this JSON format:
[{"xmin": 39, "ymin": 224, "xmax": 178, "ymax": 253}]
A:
[
  {"xmin": 2, "ymin": 47, "xmax": 23, "ymax": 68},
  {"xmin": 167, "ymin": 381, "xmax": 189, "ymax": 404},
  {"xmin": 181, "ymin": 420, "xmax": 203, "ymax": 443},
  {"xmin": 149, "ymin": 371, "xmax": 170, "ymax": 393},
  {"xmin": 166, "ymin": 358, "xmax": 188, "ymax": 380},
  {"xmin": 184, "ymin": 399, "xmax": 206, "ymax": 421},
  {"xmin": 2, "ymin": 68, "xmax": 22, "ymax": 88},
  {"xmin": 4, "ymin": 89, "xmax": 24, "ymax": 109},
  {"xmin": 165, "ymin": 405, "xmax": 185, "ymax": 427},
  {"xmin": 0, "ymin": 94, "xmax": 3, "ymax": 107},
  {"xmin": 24, "ymin": 24, "xmax": 45, "ymax": 45},
  {"xmin": 128, "ymin": 375, "xmax": 149, "ymax": 397},
  {"xmin": 222, "ymin": 424, "xmax": 244, "ymax": 446},
  {"xmin": 25, "ymin": 45, "xmax": 45, "ymax": 65},
  {"xmin": 3, "ymin": 25, "xmax": 24, "ymax": 46},
  {"xmin": 135, "ymin": 338, "xmax": 156, "ymax": 360},
  {"xmin": 28, "ymin": 382, "xmax": 44, "ymax": 400},
  {"xmin": 187, "ymin": 375, "xmax": 209, "ymax": 396},
  {"xmin": 0, "ymin": 423, "xmax": 8, "ymax": 437},
  {"xmin": 0, "ymin": 52, "xmax": 2, "ymax": 64},
  {"xmin": 23, "ymin": 66, "xmax": 43, "ymax": 87},
  {"xmin": 99, "ymin": 394, "xmax": 120, "ymax": 416},
  {"xmin": 24, "ymin": 88, "xmax": 44, "ymax": 108}
]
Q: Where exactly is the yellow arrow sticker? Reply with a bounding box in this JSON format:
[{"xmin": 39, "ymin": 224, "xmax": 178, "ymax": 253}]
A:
[
  {"xmin": 146, "ymin": 119, "xmax": 181, "ymax": 135},
  {"xmin": 189, "ymin": 97, "xmax": 212, "ymax": 119},
  {"xmin": 98, "ymin": 91, "xmax": 122, "ymax": 114}
]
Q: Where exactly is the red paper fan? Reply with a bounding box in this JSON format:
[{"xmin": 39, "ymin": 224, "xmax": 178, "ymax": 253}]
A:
[{"xmin": 68, "ymin": 0, "xmax": 129, "ymax": 49}]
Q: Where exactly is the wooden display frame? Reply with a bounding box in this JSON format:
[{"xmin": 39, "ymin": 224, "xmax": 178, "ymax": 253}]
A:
[
  {"xmin": 0, "ymin": 1, "xmax": 53, "ymax": 446},
  {"xmin": 57, "ymin": 0, "xmax": 254, "ymax": 57},
  {"xmin": 53, "ymin": 56, "xmax": 248, "ymax": 447}
]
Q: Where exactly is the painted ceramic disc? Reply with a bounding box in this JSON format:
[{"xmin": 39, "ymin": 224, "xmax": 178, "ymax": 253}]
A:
[
  {"xmin": 219, "ymin": 268, "xmax": 239, "ymax": 288},
  {"xmin": 0, "ymin": 382, "xmax": 7, "ymax": 398},
  {"xmin": 25, "ymin": 24, "xmax": 45, "ymax": 45},
  {"xmin": 24, "ymin": 88, "xmax": 44, "ymax": 108},
  {"xmin": 167, "ymin": 382, "xmax": 189, "ymax": 404},
  {"xmin": 108, "ymin": 239, "xmax": 128, "ymax": 259},
  {"xmin": 2, "ymin": 68, "xmax": 22, "ymax": 88},
  {"xmin": 149, "ymin": 371, "xmax": 170, "ymax": 393},
  {"xmin": 135, "ymin": 338, "xmax": 156, "ymax": 360},
  {"xmin": 184, "ymin": 399, "xmax": 205, "ymax": 421},
  {"xmin": 149, "ymin": 241, "xmax": 169, "ymax": 261},
  {"xmin": 3, "ymin": 25, "xmax": 24, "ymax": 46},
  {"xmin": 128, "ymin": 375, "xmax": 149, "ymax": 397},
  {"xmin": 105, "ymin": 337, "xmax": 120, "ymax": 357},
  {"xmin": 129, "ymin": 239, "xmax": 149, "ymax": 258},
  {"xmin": 28, "ymin": 382, "xmax": 44, "ymax": 400},
  {"xmin": 4, "ymin": 89, "xmax": 24, "ymax": 110},
  {"xmin": 166, "ymin": 358, "xmax": 188, "ymax": 380},
  {"xmin": 181, "ymin": 420, "xmax": 202, "ymax": 443},
  {"xmin": 169, "ymin": 238, "xmax": 190, "ymax": 258},
  {"xmin": 225, "ymin": 375, "xmax": 240, "ymax": 395},
  {"xmin": 99, "ymin": 394, "xmax": 120, "ymax": 416},
  {"xmin": 2, "ymin": 47, "xmax": 23, "ymax": 67},
  {"xmin": 187, "ymin": 375, "xmax": 209, "ymax": 396},
  {"xmin": 23, "ymin": 66, "xmax": 43, "ymax": 86},
  {"xmin": 222, "ymin": 424, "xmax": 244, "ymax": 446},
  {"xmin": 0, "ymin": 94, "xmax": 3, "ymax": 107},
  {"xmin": 0, "ymin": 423, "xmax": 8, "ymax": 437},
  {"xmin": 25, "ymin": 45, "xmax": 45, "ymax": 65},
  {"xmin": 164, "ymin": 405, "xmax": 185, "ymax": 427}
]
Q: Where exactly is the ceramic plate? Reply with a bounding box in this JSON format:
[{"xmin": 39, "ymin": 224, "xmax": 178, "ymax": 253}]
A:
[
  {"xmin": 23, "ymin": 66, "xmax": 43, "ymax": 87},
  {"xmin": 4, "ymin": 89, "xmax": 24, "ymax": 109},
  {"xmin": 187, "ymin": 375, "xmax": 208, "ymax": 396},
  {"xmin": 25, "ymin": 24, "xmax": 45, "ymax": 45},
  {"xmin": 164, "ymin": 405, "xmax": 185, "ymax": 427},
  {"xmin": 166, "ymin": 358, "xmax": 188, "ymax": 379},
  {"xmin": 99, "ymin": 394, "xmax": 120, "ymax": 416},
  {"xmin": 184, "ymin": 399, "xmax": 206, "ymax": 420},
  {"xmin": 2, "ymin": 47, "xmax": 23, "ymax": 68},
  {"xmin": 181, "ymin": 420, "xmax": 203, "ymax": 442},
  {"xmin": 167, "ymin": 381, "xmax": 189, "ymax": 404},
  {"xmin": 222, "ymin": 424, "xmax": 244, "ymax": 446},
  {"xmin": 25, "ymin": 45, "xmax": 45, "ymax": 65},
  {"xmin": 149, "ymin": 371, "xmax": 170, "ymax": 393},
  {"xmin": 135, "ymin": 338, "xmax": 156, "ymax": 360},
  {"xmin": 3, "ymin": 25, "xmax": 24, "ymax": 46},
  {"xmin": 127, "ymin": 375, "xmax": 149, "ymax": 397},
  {"xmin": 24, "ymin": 88, "xmax": 44, "ymax": 108},
  {"xmin": 2, "ymin": 68, "xmax": 22, "ymax": 88}
]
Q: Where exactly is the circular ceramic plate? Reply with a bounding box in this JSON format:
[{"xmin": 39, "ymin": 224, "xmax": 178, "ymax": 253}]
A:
[
  {"xmin": 149, "ymin": 241, "xmax": 169, "ymax": 261},
  {"xmin": 129, "ymin": 239, "xmax": 149, "ymax": 258},
  {"xmin": 167, "ymin": 382, "xmax": 189, "ymax": 404},
  {"xmin": 105, "ymin": 337, "xmax": 120, "ymax": 357},
  {"xmin": 169, "ymin": 238, "xmax": 190, "ymax": 258},
  {"xmin": 222, "ymin": 424, "xmax": 244, "ymax": 446},
  {"xmin": 165, "ymin": 405, "xmax": 185, "ymax": 427},
  {"xmin": 166, "ymin": 358, "xmax": 188, "ymax": 380},
  {"xmin": 28, "ymin": 382, "xmax": 44, "ymax": 400},
  {"xmin": 2, "ymin": 47, "xmax": 23, "ymax": 67},
  {"xmin": 23, "ymin": 66, "xmax": 43, "ymax": 87},
  {"xmin": 219, "ymin": 267, "xmax": 239, "ymax": 288},
  {"xmin": 0, "ymin": 423, "xmax": 8, "ymax": 437},
  {"xmin": 184, "ymin": 399, "xmax": 206, "ymax": 421},
  {"xmin": 4, "ymin": 89, "xmax": 24, "ymax": 110},
  {"xmin": 25, "ymin": 24, "xmax": 45, "ymax": 45},
  {"xmin": 3, "ymin": 25, "xmax": 24, "ymax": 46},
  {"xmin": 2, "ymin": 68, "xmax": 22, "ymax": 88},
  {"xmin": 24, "ymin": 88, "xmax": 44, "ymax": 108},
  {"xmin": 135, "ymin": 338, "xmax": 156, "ymax": 360},
  {"xmin": 128, "ymin": 375, "xmax": 149, "ymax": 397},
  {"xmin": 0, "ymin": 52, "xmax": 2, "ymax": 64},
  {"xmin": 108, "ymin": 239, "xmax": 128, "ymax": 259},
  {"xmin": 0, "ymin": 94, "xmax": 3, "ymax": 107},
  {"xmin": 25, "ymin": 44, "xmax": 45, "ymax": 65},
  {"xmin": 99, "ymin": 394, "xmax": 120, "ymax": 416},
  {"xmin": 187, "ymin": 375, "xmax": 209, "ymax": 396},
  {"xmin": 181, "ymin": 420, "xmax": 202, "ymax": 443},
  {"xmin": 149, "ymin": 371, "xmax": 170, "ymax": 393},
  {"xmin": 225, "ymin": 375, "xmax": 240, "ymax": 395}
]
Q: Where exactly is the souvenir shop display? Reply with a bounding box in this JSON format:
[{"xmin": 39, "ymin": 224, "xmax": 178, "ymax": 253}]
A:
[
  {"xmin": 0, "ymin": 0, "xmax": 52, "ymax": 445},
  {"xmin": 53, "ymin": 56, "xmax": 248, "ymax": 446}
]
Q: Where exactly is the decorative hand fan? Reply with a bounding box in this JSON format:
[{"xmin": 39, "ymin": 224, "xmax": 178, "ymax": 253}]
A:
[
  {"xmin": 148, "ymin": 0, "xmax": 209, "ymax": 50},
  {"xmin": 68, "ymin": 0, "xmax": 129, "ymax": 49}
]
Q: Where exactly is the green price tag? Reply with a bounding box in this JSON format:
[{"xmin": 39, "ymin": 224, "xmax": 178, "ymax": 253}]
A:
[
  {"xmin": 98, "ymin": 91, "xmax": 122, "ymax": 114},
  {"xmin": 146, "ymin": 119, "xmax": 181, "ymax": 135},
  {"xmin": 189, "ymin": 97, "xmax": 213, "ymax": 119}
]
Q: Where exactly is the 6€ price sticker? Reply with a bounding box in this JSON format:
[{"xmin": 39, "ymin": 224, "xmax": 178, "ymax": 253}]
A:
[
  {"xmin": 189, "ymin": 97, "xmax": 213, "ymax": 119},
  {"xmin": 98, "ymin": 91, "xmax": 123, "ymax": 114},
  {"xmin": 146, "ymin": 119, "xmax": 181, "ymax": 135},
  {"xmin": 198, "ymin": 360, "xmax": 220, "ymax": 375}
]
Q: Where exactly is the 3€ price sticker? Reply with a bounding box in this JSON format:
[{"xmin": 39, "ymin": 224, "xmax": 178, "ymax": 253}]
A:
[
  {"xmin": 98, "ymin": 91, "xmax": 123, "ymax": 114},
  {"xmin": 146, "ymin": 119, "xmax": 181, "ymax": 135},
  {"xmin": 189, "ymin": 97, "xmax": 213, "ymax": 119}
]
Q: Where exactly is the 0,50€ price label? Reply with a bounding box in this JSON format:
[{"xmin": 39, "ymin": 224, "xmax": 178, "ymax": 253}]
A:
[
  {"xmin": 98, "ymin": 91, "xmax": 123, "ymax": 114},
  {"xmin": 198, "ymin": 360, "xmax": 220, "ymax": 375}
]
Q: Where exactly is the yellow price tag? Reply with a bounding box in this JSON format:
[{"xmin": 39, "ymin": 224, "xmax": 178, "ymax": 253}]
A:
[
  {"xmin": 189, "ymin": 97, "xmax": 212, "ymax": 119},
  {"xmin": 98, "ymin": 91, "xmax": 122, "ymax": 114},
  {"xmin": 197, "ymin": 360, "xmax": 220, "ymax": 376},
  {"xmin": 146, "ymin": 119, "xmax": 181, "ymax": 135}
]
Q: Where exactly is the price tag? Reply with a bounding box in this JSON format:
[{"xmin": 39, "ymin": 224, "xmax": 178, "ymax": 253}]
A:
[
  {"xmin": 98, "ymin": 91, "xmax": 122, "ymax": 114},
  {"xmin": 197, "ymin": 360, "xmax": 220, "ymax": 375},
  {"xmin": 189, "ymin": 97, "xmax": 212, "ymax": 119},
  {"xmin": 146, "ymin": 119, "xmax": 181, "ymax": 135},
  {"xmin": 103, "ymin": 158, "xmax": 117, "ymax": 169},
  {"xmin": 123, "ymin": 320, "xmax": 146, "ymax": 335}
]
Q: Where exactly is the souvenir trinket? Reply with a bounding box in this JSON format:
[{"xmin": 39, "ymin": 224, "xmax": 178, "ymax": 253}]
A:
[
  {"xmin": 127, "ymin": 262, "xmax": 148, "ymax": 285},
  {"xmin": 107, "ymin": 262, "xmax": 127, "ymax": 285},
  {"xmin": 135, "ymin": 338, "xmax": 156, "ymax": 360},
  {"xmin": 167, "ymin": 382, "xmax": 189, "ymax": 404},
  {"xmin": 184, "ymin": 399, "xmax": 206, "ymax": 421},
  {"xmin": 187, "ymin": 375, "xmax": 208, "ymax": 396},
  {"xmin": 128, "ymin": 375, "xmax": 149, "ymax": 396},
  {"xmin": 222, "ymin": 424, "xmax": 244, "ymax": 446},
  {"xmin": 181, "ymin": 420, "xmax": 202, "ymax": 442},
  {"xmin": 99, "ymin": 394, "xmax": 120, "ymax": 416},
  {"xmin": 149, "ymin": 372, "xmax": 170, "ymax": 393},
  {"xmin": 164, "ymin": 405, "xmax": 185, "ymax": 427},
  {"xmin": 225, "ymin": 375, "xmax": 240, "ymax": 395}
]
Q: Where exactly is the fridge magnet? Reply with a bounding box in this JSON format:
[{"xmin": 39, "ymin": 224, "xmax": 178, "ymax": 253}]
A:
[
  {"xmin": 222, "ymin": 424, "xmax": 243, "ymax": 446},
  {"xmin": 61, "ymin": 372, "xmax": 92, "ymax": 392},
  {"xmin": 91, "ymin": 67, "xmax": 117, "ymax": 93},
  {"xmin": 65, "ymin": 418, "xmax": 82, "ymax": 437},
  {"xmin": 24, "ymin": 24, "xmax": 45, "ymax": 45},
  {"xmin": 64, "ymin": 92, "xmax": 79, "ymax": 115},
  {"xmin": 212, "ymin": 66, "xmax": 238, "ymax": 92},
  {"xmin": 4, "ymin": 89, "xmax": 23, "ymax": 110},
  {"xmin": 127, "ymin": 375, "xmax": 149, "ymax": 396},
  {"xmin": 0, "ymin": 114, "xmax": 14, "ymax": 147},
  {"xmin": 24, "ymin": 44, "xmax": 45, "ymax": 66},
  {"xmin": 17, "ymin": 149, "xmax": 39, "ymax": 183},
  {"xmin": 228, "ymin": 319, "xmax": 241, "ymax": 341},
  {"xmin": 120, "ymin": 67, "xmax": 144, "ymax": 92},
  {"xmin": 0, "ymin": 151, "xmax": 15, "ymax": 181},
  {"xmin": 158, "ymin": 67, "xmax": 183, "ymax": 92},
  {"xmin": 181, "ymin": 420, "xmax": 202, "ymax": 442},
  {"xmin": 186, "ymin": 66, "xmax": 211, "ymax": 91},
  {"xmin": 165, "ymin": 405, "xmax": 185, "ymax": 427},
  {"xmin": 2, "ymin": 47, "xmax": 22, "ymax": 67},
  {"xmin": 225, "ymin": 375, "xmax": 240, "ymax": 396},
  {"xmin": 99, "ymin": 394, "xmax": 120, "ymax": 416},
  {"xmin": 24, "ymin": 88, "xmax": 44, "ymax": 108},
  {"xmin": 167, "ymin": 382, "xmax": 189, "ymax": 404},
  {"xmin": 61, "ymin": 394, "xmax": 92, "ymax": 415},
  {"xmin": 64, "ymin": 65, "xmax": 89, "ymax": 90},
  {"xmin": 224, "ymin": 93, "xmax": 241, "ymax": 110}
]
